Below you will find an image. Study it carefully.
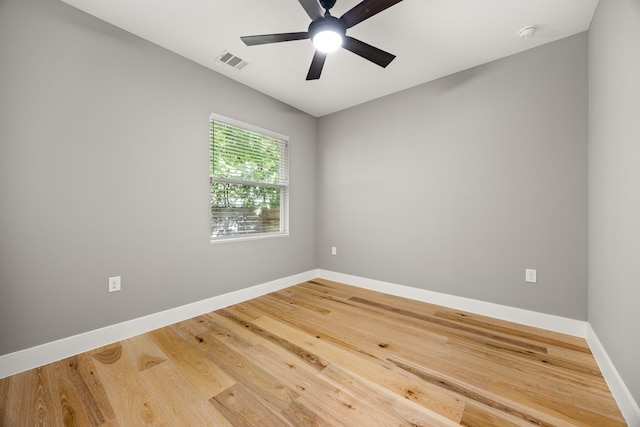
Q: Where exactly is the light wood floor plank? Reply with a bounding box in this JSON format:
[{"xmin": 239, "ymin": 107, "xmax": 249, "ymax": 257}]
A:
[
  {"xmin": 88, "ymin": 340, "xmax": 176, "ymax": 425},
  {"xmin": 140, "ymin": 360, "xmax": 234, "ymax": 426},
  {"xmin": 148, "ymin": 326, "xmax": 236, "ymax": 397},
  {"xmin": 0, "ymin": 279, "xmax": 626, "ymax": 426}
]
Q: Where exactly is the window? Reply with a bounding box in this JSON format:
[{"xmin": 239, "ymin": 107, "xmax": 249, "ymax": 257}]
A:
[{"xmin": 209, "ymin": 114, "xmax": 289, "ymax": 241}]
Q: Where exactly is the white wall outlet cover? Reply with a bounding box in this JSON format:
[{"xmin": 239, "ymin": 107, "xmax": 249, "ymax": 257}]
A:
[
  {"xmin": 331, "ymin": 246, "xmax": 337, "ymax": 256},
  {"xmin": 108, "ymin": 276, "xmax": 121, "ymax": 292},
  {"xmin": 525, "ymin": 269, "xmax": 537, "ymax": 283}
]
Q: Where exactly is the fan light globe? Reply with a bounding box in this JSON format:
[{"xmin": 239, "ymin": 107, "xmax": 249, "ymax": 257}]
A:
[{"xmin": 313, "ymin": 30, "xmax": 343, "ymax": 53}]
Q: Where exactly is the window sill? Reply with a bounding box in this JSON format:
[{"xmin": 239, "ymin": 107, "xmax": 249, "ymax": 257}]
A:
[{"xmin": 209, "ymin": 232, "xmax": 289, "ymax": 244}]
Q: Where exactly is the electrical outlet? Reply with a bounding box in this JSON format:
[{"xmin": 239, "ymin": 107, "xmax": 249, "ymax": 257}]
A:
[
  {"xmin": 525, "ymin": 269, "xmax": 537, "ymax": 283},
  {"xmin": 108, "ymin": 276, "xmax": 121, "ymax": 293},
  {"xmin": 331, "ymin": 246, "xmax": 337, "ymax": 256}
]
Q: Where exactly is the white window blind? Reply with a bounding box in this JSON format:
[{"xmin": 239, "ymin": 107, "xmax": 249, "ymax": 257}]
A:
[{"xmin": 209, "ymin": 114, "xmax": 289, "ymax": 241}]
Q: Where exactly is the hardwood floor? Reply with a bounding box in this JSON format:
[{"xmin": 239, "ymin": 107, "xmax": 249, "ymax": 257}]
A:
[{"xmin": 0, "ymin": 279, "xmax": 626, "ymax": 426}]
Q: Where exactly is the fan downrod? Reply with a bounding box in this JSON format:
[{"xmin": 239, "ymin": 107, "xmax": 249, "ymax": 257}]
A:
[{"xmin": 319, "ymin": 0, "xmax": 337, "ymax": 13}]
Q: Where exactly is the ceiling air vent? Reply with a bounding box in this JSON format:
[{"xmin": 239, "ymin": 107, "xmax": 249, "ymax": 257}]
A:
[{"xmin": 217, "ymin": 51, "xmax": 248, "ymax": 71}]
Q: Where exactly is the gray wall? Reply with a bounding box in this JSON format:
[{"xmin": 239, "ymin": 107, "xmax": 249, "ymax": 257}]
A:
[
  {"xmin": 0, "ymin": 0, "xmax": 317, "ymax": 356},
  {"xmin": 589, "ymin": 0, "xmax": 640, "ymax": 405},
  {"xmin": 318, "ymin": 34, "xmax": 589, "ymax": 320}
]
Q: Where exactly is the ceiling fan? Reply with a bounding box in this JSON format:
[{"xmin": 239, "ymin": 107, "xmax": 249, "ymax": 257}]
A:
[{"xmin": 240, "ymin": 0, "xmax": 404, "ymax": 80}]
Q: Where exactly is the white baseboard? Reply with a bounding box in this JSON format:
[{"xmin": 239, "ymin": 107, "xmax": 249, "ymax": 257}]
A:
[
  {"xmin": 586, "ymin": 324, "xmax": 640, "ymax": 427},
  {"xmin": 0, "ymin": 269, "xmax": 319, "ymax": 379},
  {"xmin": 318, "ymin": 270, "xmax": 587, "ymax": 337}
]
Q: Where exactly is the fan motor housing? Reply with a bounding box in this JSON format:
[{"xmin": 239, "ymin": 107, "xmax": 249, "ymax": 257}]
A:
[{"xmin": 308, "ymin": 15, "xmax": 346, "ymax": 39}]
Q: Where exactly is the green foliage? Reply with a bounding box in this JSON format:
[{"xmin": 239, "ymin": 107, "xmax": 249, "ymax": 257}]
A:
[
  {"xmin": 209, "ymin": 182, "xmax": 280, "ymax": 210},
  {"xmin": 210, "ymin": 121, "xmax": 282, "ymax": 184}
]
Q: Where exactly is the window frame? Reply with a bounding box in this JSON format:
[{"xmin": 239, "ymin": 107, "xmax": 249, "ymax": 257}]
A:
[{"xmin": 209, "ymin": 113, "xmax": 289, "ymax": 243}]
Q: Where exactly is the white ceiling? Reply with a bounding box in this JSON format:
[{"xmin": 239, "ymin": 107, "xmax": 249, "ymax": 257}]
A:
[{"xmin": 60, "ymin": 0, "xmax": 599, "ymax": 117}]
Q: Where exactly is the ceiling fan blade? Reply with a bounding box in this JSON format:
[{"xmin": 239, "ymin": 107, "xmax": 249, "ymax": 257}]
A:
[
  {"xmin": 342, "ymin": 36, "xmax": 396, "ymax": 68},
  {"xmin": 306, "ymin": 50, "xmax": 327, "ymax": 80},
  {"xmin": 241, "ymin": 32, "xmax": 309, "ymax": 46},
  {"xmin": 339, "ymin": 0, "xmax": 403, "ymax": 29},
  {"xmin": 298, "ymin": 0, "xmax": 324, "ymax": 20}
]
